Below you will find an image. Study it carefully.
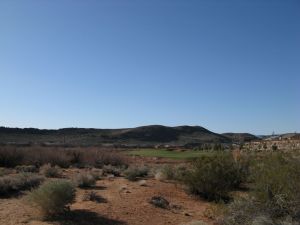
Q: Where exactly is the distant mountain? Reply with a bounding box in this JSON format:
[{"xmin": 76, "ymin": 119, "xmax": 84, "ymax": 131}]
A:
[
  {"xmin": 0, "ymin": 125, "xmax": 231, "ymax": 146},
  {"xmin": 222, "ymin": 133, "xmax": 260, "ymax": 143}
]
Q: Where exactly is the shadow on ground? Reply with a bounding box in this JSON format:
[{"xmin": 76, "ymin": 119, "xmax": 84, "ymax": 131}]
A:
[{"xmin": 50, "ymin": 209, "xmax": 127, "ymax": 225}]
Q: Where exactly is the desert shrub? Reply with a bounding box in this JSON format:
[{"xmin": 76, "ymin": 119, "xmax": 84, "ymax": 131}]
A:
[
  {"xmin": 25, "ymin": 148, "xmax": 71, "ymax": 168},
  {"xmin": 0, "ymin": 148, "xmax": 24, "ymax": 167},
  {"xmin": 124, "ymin": 166, "xmax": 149, "ymax": 181},
  {"xmin": 221, "ymin": 197, "xmax": 262, "ymax": 225},
  {"xmin": 40, "ymin": 164, "xmax": 61, "ymax": 178},
  {"xmin": 15, "ymin": 165, "xmax": 37, "ymax": 173},
  {"xmin": 183, "ymin": 152, "xmax": 249, "ymax": 202},
  {"xmin": 94, "ymin": 151, "xmax": 128, "ymax": 168},
  {"xmin": 67, "ymin": 150, "xmax": 82, "ymax": 165},
  {"xmin": 28, "ymin": 180, "xmax": 75, "ymax": 217},
  {"xmin": 0, "ymin": 168, "xmax": 12, "ymax": 177},
  {"xmin": 251, "ymin": 153, "xmax": 300, "ymax": 218},
  {"xmin": 160, "ymin": 164, "xmax": 174, "ymax": 180},
  {"xmin": 158, "ymin": 164, "xmax": 189, "ymax": 181},
  {"xmin": 0, "ymin": 173, "xmax": 44, "ymax": 196},
  {"xmin": 102, "ymin": 165, "xmax": 122, "ymax": 176},
  {"xmin": 82, "ymin": 191, "xmax": 106, "ymax": 203},
  {"xmin": 90, "ymin": 168, "xmax": 103, "ymax": 180},
  {"xmin": 72, "ymin": 172, "xmax": 96, "ymax": 188}
]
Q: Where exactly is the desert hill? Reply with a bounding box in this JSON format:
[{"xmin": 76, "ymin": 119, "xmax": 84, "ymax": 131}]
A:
[{"xmin": 0, "ymin": 125, "xmax": 260, "ymax": 147}]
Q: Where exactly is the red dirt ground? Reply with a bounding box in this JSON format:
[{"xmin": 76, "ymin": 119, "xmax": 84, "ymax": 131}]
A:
[{"xmin": 0, "ymin": 175, "xmax": 213, "ymax": 225}]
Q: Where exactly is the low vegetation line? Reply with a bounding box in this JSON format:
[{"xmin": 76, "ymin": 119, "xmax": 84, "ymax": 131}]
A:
[{"xmin": 126, "ymin": 149, "xmax": 211, "ymax": 159}]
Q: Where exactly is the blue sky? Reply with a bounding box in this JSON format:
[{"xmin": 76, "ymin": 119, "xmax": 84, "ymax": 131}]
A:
[{"xmin": 0, "ymin": 0, "xmax": 299, "ymax": 134}]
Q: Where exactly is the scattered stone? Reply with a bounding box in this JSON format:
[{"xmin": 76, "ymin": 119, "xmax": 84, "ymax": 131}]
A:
[
  {"xmin": 184, "ymin": 212, "xmax": 192, "ymax": 216},
  {"xmin": 154, "ymin": 171, "xmax": 165, "ymax": 181},
  {"xmin": 149, "ymin": 196, "xmax": 170, "ymax": 209},
  {"xmin": 107, "ymin": 174, "xmax": 115, "ymax": 180},
  {"xmin": 138, "ymin": 180, "xmax": 147, "ymax": 186}
]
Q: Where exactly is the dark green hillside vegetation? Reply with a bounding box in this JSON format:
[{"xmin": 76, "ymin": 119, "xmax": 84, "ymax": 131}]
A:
[{"xmin": 0, "ymin": 125, "xmax": 231, "ymax": 146}]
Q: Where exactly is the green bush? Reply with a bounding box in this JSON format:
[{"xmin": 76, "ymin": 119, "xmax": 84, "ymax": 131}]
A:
[
  {"xmin": 251, "ymin": 153, "xmax": 300, "ymax": 218},
  {"xmin": 183, "ymin": 152, "xmax": 248, "ymax": 202},
  {"xmin": 72, "ymin": 172, "xmax": 96, "ymax": 188},
  {"xmin": 0, "ymin": 173, "xmax": 44, "ymax": 196},
  {"xmin": 28, "ymin": 180, "xmax": 75, "ymax": 217},
  {"xmin": 40, "ymin": 164, "xmax": 61, "ymax": 178},
  {"xmin": 124, "ymin": 166, "xmax": 149, "ymax": 181}
]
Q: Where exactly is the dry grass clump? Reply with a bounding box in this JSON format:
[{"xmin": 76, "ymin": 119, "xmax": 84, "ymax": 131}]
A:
[
  {"xmin": 27, "ymin": 180, "xmax": 75, "ymax": 217},
  {"xmin": 0, "ymin": 173, "xmax": 44, "ymax": 196},
  {"xmin": 72, "ymin": 172, "xmax": 96, "ymax": 188},
  {"xmin": 82, "ymin": 191, "xmax": 106, "ymax": 203},
  {"xmin": 40, "ymin": 164, "xmax": 61, "ymax": 178},
  {"xmin": 124, "ymin": 166, "xmax": 149, "ymax": 181}
]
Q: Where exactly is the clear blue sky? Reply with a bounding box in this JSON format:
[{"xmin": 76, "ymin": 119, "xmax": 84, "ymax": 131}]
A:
[{"xmin": 0, "ymin": 0, "xmax": 299, "ymax": 134}]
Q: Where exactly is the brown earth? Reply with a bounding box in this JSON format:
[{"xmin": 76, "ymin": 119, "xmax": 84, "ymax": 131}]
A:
[{"xmin": 0, "ymin": 173, "xmax": 213, "ymax": 225}]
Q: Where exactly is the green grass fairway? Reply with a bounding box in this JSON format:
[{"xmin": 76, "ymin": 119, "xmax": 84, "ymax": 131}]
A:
[{"xmin": 127, "ymin": 149, "xmax": 209, "ymax": 160}]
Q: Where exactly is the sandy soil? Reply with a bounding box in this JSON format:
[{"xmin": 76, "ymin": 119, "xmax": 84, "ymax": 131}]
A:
[{"xmin": 0, "ymin": 175, "xmax": 212, "ymax": 225}]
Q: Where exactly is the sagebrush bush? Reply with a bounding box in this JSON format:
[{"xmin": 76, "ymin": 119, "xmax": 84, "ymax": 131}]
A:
[
  {"xmin": 124, "ymin": 166, "xmax": 149, "ymax": 181},
  {"xmin": 40, "ymin": 164, "xmax": 61, "ymax": 178},
  {"xmin": 0, "ymin": 173, "xmax": 44, "ymax": 196},
  {"xmin": 251, "ymin": 153, "xmax": 300, "ymax": 218},
  {"xmin": 183, "ymin": 152, "xmax": 249, "ymax": 202},
  {"xmin": 72, "ymin": 172, "xmax": 96, "ymax": 188},
  {"xmin": 28, "ymin": 180, "xmax": 75, "ymax": 217}
]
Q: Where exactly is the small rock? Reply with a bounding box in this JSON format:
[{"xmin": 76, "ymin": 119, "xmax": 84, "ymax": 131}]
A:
[
  {"xmin": 184, "ymin": 212, "xmax": 192, "ymax": 216},
  {"xmin": 149, "ymin": 196, "xmax": 170, "ymax": 209},
  {"xmin": 107, "ymin": 174, "xmax": 114, "ymax": 180},
  {"xmin": 138, "ymin": 180, "xmax": 147, "ymax": 186}
]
